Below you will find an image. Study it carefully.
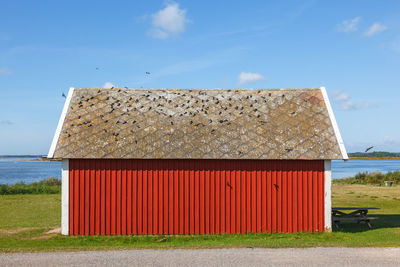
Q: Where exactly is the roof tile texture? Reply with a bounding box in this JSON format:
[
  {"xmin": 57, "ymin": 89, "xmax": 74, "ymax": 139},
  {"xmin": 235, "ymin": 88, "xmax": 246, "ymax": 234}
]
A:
[{"xmin": 53, "ymin": 88, "xmax": 343, "ymax": 159}]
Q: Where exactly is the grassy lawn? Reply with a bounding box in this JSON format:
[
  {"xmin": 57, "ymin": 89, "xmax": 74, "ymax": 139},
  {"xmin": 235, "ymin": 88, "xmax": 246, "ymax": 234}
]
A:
[{"xmin": 0, "ymin": 184, "xmax": 399, "ymax": 252}]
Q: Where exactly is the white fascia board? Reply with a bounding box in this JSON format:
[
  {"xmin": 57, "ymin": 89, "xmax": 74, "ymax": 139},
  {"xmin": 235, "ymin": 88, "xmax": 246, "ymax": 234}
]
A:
[
  {"xmin": 324, "ymin": 160, "xmax": 332, "ymax": 232},
  {"xmin": 320, "ymin": 87, "xmax": 348, "ymax": 160},
  {"xmin": 47, "ymin": 87, "xmax": 75, "ymax": 158},
  {"xmin": 61, "ymin": 159, "xmax": 69, "ymax": 235}
]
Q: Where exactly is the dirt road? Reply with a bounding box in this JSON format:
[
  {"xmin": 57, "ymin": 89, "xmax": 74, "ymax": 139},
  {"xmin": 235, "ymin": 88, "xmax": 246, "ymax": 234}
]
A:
[{"xmin": 1, "ymin": 247, "xmax": 400, "ymax": 266}]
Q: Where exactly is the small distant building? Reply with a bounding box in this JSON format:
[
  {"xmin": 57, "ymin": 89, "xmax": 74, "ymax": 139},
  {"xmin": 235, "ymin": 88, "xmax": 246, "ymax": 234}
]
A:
[{"xmin": 48, "ymin": 87, "xmax": 347, "ymax": 235}]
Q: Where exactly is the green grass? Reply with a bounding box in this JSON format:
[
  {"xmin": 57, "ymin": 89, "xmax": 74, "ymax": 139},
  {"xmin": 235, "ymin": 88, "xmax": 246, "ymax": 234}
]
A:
[{"xmin": 0, "ymin": 184, "xmax": 399, "ymax": 252}]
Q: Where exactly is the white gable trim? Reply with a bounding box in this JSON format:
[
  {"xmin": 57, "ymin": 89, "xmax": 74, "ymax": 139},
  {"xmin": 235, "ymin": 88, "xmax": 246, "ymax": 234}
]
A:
[
  {"xmin": 61, "ymin": 159, "xmax": 69, "ymax": 235},
  {"xmin": 320, "ymin": 87, "xmax": 348, "ymax": 160},
  {"xmin": 47, "ymin": 87, "xmax": 75, "ymax": 158},
  {"xmin": 324, "ymin": 160, "xmax": 332, "ymax": 232}
]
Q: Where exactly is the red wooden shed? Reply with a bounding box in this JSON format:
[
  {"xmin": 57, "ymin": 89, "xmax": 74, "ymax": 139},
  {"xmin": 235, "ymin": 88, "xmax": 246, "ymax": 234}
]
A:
[{"xmin": 48, "ymin": 87, "xmax": 347, "ymax": 235}]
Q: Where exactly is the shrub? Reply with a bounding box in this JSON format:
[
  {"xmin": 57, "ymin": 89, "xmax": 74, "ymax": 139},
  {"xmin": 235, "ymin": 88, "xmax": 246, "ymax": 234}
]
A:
[
  {"xmin": 333, "ymin": 171, "xmax": 400, "ymax": 185},
  {"xmin": 0, "ymin": 177, "xmax": 61, "ymax": 195}
]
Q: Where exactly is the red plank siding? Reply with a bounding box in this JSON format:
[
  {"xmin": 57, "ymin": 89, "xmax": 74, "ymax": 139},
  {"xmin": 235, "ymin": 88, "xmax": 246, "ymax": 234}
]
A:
[{"xmin": 68, "ymin": 159, "xmax": 325, "ymax": 235}]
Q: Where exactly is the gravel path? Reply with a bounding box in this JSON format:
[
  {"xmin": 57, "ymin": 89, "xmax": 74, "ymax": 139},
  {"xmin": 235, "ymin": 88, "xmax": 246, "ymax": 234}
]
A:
[{"xmin": 1, "ymin": 247, "xmax": 400, "ymax": 266}]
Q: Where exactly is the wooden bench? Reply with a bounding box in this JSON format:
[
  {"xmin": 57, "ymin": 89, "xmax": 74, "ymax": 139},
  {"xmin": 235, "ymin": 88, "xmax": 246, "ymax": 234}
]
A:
[{"xmin": 332, "ymin": 207, "xmax": 379, "ymax": 229}]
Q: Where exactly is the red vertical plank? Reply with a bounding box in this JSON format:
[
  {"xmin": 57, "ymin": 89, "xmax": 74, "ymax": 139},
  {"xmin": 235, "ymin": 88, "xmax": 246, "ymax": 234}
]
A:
[
  {"xmin": 110, "ymin": 160, "xmax": 116, "ymax": 235},
  {"xmin": 277, "ymin": 161, "xmax": 282, "ymax": 233},
  {"xmin": 142, "ymin": 160, "xmax": 148, "ymax": 235},
  {"xmin": 95, "ymin": 160, "xmax": 101, "ymax": 235},
  {"xmin": 312, "ymin": 168, "xmax": 317, "ymax": 232},
  {"xmin": 69, "ymin": 160, "xmax": 74, "ymax": 235},
  {"xmin": 225, "ymin": 161, "xmax": 231, "ymax": 234},
  {"xmin": 322, "ymin": 165, "xmax": 325, "ymax": 232},
  {"xmin": 210, "ymin": 161, "xmax": 215, "ymax": 234},
  {"xmin": 215, "ymin": 161, "xmax": 221, "ymax": 234},
  {"xmin": 241, "ymin": 167, "xmax": 246, "ymax": 234},
  {"xmin": 174, "ymin": 161, "xmax": 179, "ymax": 235},
  {"xmin": 229, "ymin": 164, "xmax": 235, "ymax": 234},
  {"xmin": 163, "ymin": 161, "xmax": 169, "ymax": 234},
  {"xmin": 194, "ymin": 163, "xmax": 200, "ymax": 234},
  {"xmin": 158, "ymin": 161, "xmax": 163, "ymax": 235},
  {"xmin": 318, "ymin": 163, "xmax": 324, "ymax": 232},
  {"xmin": 298, "ymin": 161, "xmax": 304, "ymax": 232},
  {"xmin": 261, "ymin": 161, "xmax": 266, "ymax": 233},
  {"xmin": 268, "ymin": 161, "xmax": 272, "ymax": 233},
  {"xmin": 205, "ymin": 163, "xmax": 210, "ymax": 234},
  {"xmin": 89, "ymin": 160, "xmax": 95, "ymax": 235},
  {"xmin": 78, "ymin": 161, "xmax": 84, "ymax": 235},
  {"xmin": 137, "ymin": 160, "xmax": 143, "ymax": 234},
  {"xmin": 179, "ymin": 160, "xmax": 184, "ymax": 235},
  {"xmin": 116, "ymin": 160, "xmax": 121, "ymax": 235},
  {"xmin": 76, "ymin": 160, "xmax": 81, "ymax": 235},
  {"xmin": 131, "ymin": 160, "xmax": 137, "ymax": 235},
  {"xmin": 184, "ymin": 161, "xmax": 190, "ymax": 235},
  {"xmin": 126, "ymin": 161, "xmax": 132, "ymax": 235},
  {"xmin": 236, "ymin": 167, "xmax": 241, "ymax": 234},
  {"xmin": 189, "ymin": 161, "xmax": 195, "ymax": 234},
  {"xmin": 199, "ymin": 162, "xmax": 205, "ymax": 234},
  {"xmin": 122, "ymin": 160, "xmax": 127, "ymax": 235},
  {"xmin": 309, "ymin": 168, "xmax": 313, "ymax": 232},
  {"xmin": 282, "ymin": 162, "xmax": 287, "ymax": 233},
  {"xmin": 305, "ymin": 168, "xmax": 310, "ymax": 232},
  {"xmin": 246, "ymin": 162, "xmax": 251, "ymax": 233},
  {"xmin": 100, "ymin": 159, "xmax": 105, "ymax": 235},
  {"xmin": 147, "ymin": 161, "xmax": 153, "ymax": 235},
  {"xmin": 168, "ymin": 163, "xmax": 174, "ymax": 235},
  {"xmin": 153, "ymin": 161, "xmax": 158, "ymax": 235},
  {"xmin": 220, "ymin": 161, "xmax": 226, "ymax": 234},
  {"xmin": 105, "ymin": 160, "xmax": 111, "ymax": 235},
  {"xmin": 256, "ymin": 161, "xmax": 262, "ymax": 233},
  {"xmin": 292, "ymin": 161, "xmax": 298, "ymax": 233},
  {"xmin": 271, "ymin": 161, "xmax": 277, "ymax": 232},
  {"xmin": 287, "ymin": 163, "xmax": 293, "ymax": 233},
  {"xmin": 84, "ymin": 161, "xmax": 90, "ymax": 235}
]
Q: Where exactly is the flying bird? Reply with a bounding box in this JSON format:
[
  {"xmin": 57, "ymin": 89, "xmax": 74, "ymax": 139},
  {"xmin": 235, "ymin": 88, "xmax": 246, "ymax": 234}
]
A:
[
  {"xmin": 96, "ymin": 67, "xmax": 99, "ymax": 70},
  {"xmin": 365, "ymin": 146, "xmax": 374, "ymax": 153},
  {"xmin": 146, "ymin": 72, "xmax": 150, "ymax": 75},
  {"xmin": 124, "ymin": 86, "xmax": 128, "ymax": 89},
  {"xmin": 62, "ymin": 93, "xmax": 66, "ymax": 98}
]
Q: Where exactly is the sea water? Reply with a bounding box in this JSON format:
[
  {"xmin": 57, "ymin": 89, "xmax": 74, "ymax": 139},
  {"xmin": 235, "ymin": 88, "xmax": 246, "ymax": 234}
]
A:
[{"xmin": 0, "ymin": 157, "xmax": 399, "ymax": 184}]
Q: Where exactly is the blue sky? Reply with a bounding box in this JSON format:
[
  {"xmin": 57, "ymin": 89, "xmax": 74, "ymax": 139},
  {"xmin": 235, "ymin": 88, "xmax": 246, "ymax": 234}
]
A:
[{"xmin": 1, "ymin": 0, "xmax": 400, "ymax": 154}]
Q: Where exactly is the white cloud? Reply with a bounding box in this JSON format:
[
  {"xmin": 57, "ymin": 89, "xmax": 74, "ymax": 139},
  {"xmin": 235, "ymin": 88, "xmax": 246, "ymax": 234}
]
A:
[
  {"xmin": 103, "ymin": 82, "xmax": 115, "ymax": 89},
  {"xmin": 148, "ymin": 2, "xmax": 189, "ymax": 39},
  {"xmin": 0, "ymin": 68, "xmax": 12, "ymax": 75},
  {"xmin": 340, "ymin": 100, "xmax": 378, "ymax": 111},
  {"xmin": 337, "ymin": 17, "xmax": 361, "ymax": 32},
  {"xmin": 331, "ymin": 90, "xmax": 350, "ymax": 102},
  {"xmin": 364, "ymin": 22, "xmax": 387, "ymax": 37},
  {"xmin": 340, "ymin": 101, "xmax": 359, "ymax": 110},
  {"xmin": 237, "ymin": 72, "xmax": 266, "ymax": 85}
]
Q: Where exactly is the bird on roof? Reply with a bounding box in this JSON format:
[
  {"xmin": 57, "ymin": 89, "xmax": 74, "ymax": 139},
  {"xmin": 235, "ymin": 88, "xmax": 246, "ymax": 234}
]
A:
[
  {"xmin": 146, "ymin": 72, "xmax": 150, "ymax": 75},
  {"xmin": 62, "ymin": 93, "xmax": 66, "ymax": 98},
  {"xmin": 365, "ymin": 146, "xmax": 374, "ymax": 153}
]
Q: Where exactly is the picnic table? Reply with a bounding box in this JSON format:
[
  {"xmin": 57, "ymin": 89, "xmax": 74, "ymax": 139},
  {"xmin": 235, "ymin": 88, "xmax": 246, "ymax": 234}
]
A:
[{"xmin": 332, "ymin": 207, "xmax": 379, "ymax": 229}]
